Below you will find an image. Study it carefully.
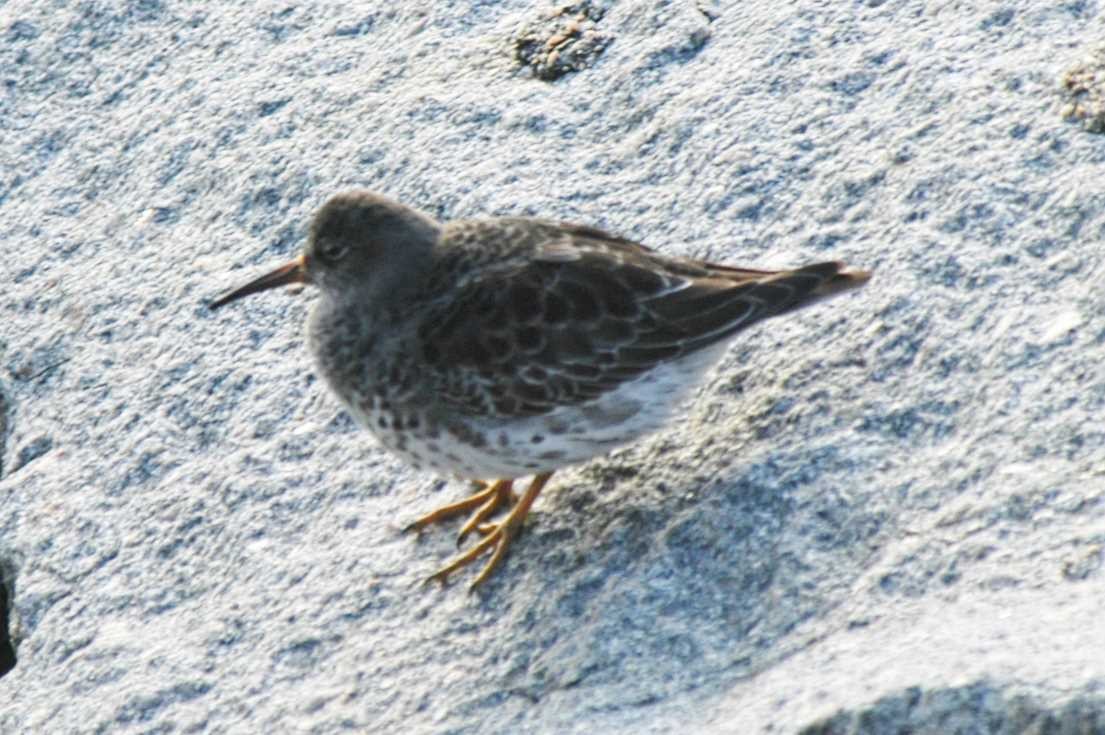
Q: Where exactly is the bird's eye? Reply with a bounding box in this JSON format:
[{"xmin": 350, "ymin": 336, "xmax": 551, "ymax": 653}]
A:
[{"xmin": 318, "ymin": 241, "xmax": 349, "ymax": 263}]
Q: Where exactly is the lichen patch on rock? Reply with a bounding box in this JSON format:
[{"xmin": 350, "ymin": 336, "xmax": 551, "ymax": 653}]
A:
[
  {"xmin": 514, "ymin": 2, "xmax": 612, "ymax": 81},
  {"xmin": 1059, "ymin": 45, "xmax": 1105, "ymax": 134}
]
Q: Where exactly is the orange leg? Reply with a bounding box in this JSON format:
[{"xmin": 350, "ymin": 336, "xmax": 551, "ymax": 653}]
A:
[{"xmin": 426, "ymin": 472, "xmax": 554, "ymax": 590}]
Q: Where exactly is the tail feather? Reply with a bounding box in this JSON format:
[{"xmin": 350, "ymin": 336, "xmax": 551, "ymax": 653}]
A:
[
  {"xmin": 755, "ymin": 261, "xmax": 871, "ymax": 314},
  {"xmin": 643, "ymin": 260, "xmax": 871, "ymax": 355}
]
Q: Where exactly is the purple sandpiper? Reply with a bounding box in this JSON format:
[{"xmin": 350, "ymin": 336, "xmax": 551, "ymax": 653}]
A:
[{"xmin": 210, "ymin": 191, "xmax": 871, "ymax": 589}]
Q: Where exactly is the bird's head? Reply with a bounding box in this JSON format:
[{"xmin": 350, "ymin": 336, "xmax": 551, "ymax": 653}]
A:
[{"xmin": 209, "ymin": 190, "xmax": 441, "ymax": 310}]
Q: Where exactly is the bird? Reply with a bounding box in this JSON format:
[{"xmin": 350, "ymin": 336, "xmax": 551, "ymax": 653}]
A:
[{"xmin": 209, "ymin": 190, "xmax": 871, "ymax": 590}]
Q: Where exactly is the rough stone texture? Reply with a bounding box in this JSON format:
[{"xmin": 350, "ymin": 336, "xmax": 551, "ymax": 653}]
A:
[{"xmin": 1, "ymin": 1, "xmax": 1103, "ymax": 733}]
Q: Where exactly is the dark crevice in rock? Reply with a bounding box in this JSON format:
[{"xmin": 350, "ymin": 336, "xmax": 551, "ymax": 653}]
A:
[
  {"xmin": 0, "ymin": 386, "xmax": 8, "ymax": 478},
  {"xmin": 0, "ymin": 562, "xmax": 15, "ymax": 678}
]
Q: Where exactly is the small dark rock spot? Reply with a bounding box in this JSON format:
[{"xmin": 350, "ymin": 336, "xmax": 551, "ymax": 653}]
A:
[
  {"xmin": 333, "ymin": 16, "xmax": 375, "ymax": 37},
  {"xmin": 259, "ymin": 99, "xmax": 289, "ymax": 117},
  {"xmin": 8, "ymin": 21, "xmax": 40, "ymax": 41},
  {"xmin": 12, "ymin": 435, "xmax": 52, "ymax": 474},
  {"xmin": 980, "ymin": 8, "xmax": 1014, "ymax": 29}
]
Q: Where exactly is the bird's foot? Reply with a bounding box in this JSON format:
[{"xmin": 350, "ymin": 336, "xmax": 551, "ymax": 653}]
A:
[{"xmin": 424, "ymin": 472, "xmax": 552, "ymax": 590}]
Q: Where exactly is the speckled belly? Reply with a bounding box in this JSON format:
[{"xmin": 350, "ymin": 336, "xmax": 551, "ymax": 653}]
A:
[{"xmin": 338, "ymin": 343, "xmax": 728, "ymax": 480}]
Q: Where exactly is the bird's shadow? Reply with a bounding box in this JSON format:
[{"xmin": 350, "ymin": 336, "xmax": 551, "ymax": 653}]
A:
[{"xmin": 443, "ymin": 437, "xmax": 876, "ymax": 711}]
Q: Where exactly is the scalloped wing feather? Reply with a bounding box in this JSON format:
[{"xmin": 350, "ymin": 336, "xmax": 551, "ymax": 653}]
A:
[{"xmin": 421, "ymin": 226, "xmax": 869, "ymax": 419}]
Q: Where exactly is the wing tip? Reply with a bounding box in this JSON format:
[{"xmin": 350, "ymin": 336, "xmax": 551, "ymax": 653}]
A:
[{"xmin": 810, "ymin": 262, "xmax": 872, "ymax": 299}]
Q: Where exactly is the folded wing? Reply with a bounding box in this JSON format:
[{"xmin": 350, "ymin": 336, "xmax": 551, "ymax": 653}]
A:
[{"xmin": 420, "ymin": 225, "xmax": 869, "ymax": 419}]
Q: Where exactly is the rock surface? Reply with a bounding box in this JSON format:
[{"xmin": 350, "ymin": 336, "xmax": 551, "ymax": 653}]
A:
[{"xmin": 1, "ymin": 1, "xmax": 1103, "ymax": 733}]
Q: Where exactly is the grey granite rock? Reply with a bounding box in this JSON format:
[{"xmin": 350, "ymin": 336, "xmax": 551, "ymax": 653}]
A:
[{"xmin": 1, "ymin": 1, "xmax": 1103, "ymax": 733}]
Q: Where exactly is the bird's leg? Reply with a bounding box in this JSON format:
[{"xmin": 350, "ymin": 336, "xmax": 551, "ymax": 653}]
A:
[
  {"xmin": 404, "ymin": 479, "xmax": 513, "ymax": 533},
  {"xmin": 456, "ymin": 480, "xmax": 518, "ymax": 546},
  {"xmin": 427, "ymin": 472, "xmax": 553, "ymax": 590}
]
